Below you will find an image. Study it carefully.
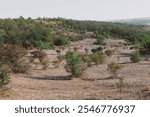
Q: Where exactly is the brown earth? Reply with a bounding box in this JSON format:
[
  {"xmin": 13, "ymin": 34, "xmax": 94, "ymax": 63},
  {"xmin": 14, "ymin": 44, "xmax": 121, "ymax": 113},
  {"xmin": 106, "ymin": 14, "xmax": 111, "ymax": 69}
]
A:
[{"xmin": 0, "ymin": 39, "xmax": 150, "ymax": 100}]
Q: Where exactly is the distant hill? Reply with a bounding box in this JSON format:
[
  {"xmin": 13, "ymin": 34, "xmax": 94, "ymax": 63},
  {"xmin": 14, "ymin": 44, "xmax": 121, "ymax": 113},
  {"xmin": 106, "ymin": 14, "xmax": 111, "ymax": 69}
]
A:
[{"xmin": 110, "ymin": 17, "xmax": 150, "ymax": 25}]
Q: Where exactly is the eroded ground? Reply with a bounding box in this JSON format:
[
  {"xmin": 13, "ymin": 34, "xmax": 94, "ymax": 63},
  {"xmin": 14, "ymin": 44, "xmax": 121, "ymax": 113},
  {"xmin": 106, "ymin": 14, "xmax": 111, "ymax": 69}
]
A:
[{"xmin": 1, "ymin": 39, "xmax": 150, "ymax": 99}]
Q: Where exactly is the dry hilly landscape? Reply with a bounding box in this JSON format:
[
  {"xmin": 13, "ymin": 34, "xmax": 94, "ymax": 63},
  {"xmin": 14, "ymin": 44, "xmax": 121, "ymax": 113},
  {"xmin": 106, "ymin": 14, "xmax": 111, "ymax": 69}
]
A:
[
  {"xmin": 0, "ymin": 17, "xmax": 150, "ymax": 99},
  {"xmin": 1, "ymin": 38, "xmax": 150, "ymax": 100}
]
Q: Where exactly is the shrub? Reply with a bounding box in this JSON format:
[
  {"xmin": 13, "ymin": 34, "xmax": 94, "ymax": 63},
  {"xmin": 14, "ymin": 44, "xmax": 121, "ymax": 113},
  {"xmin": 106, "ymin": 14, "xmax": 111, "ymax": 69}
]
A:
[
  {"xmin": 91, "ymin": 47, "xmax": 103, "ymax": 53},
  {"xmin": 0, "ymin": 63, "xmax": 11, "ymax": 88},
  {"xmin": 96, "ymin": 34, "xmax": 105, "ymax": 45},
  {"xmin": 107, "ymin": 63, "xmax": 124, "ymax": 79},
  {"xmin": 30, "ymin": 50, "xmax": 49, "ymax": 69},
  {"xmin": 133, "ymin": 41, "xmax": 141, "ymax": 49},
  {"xmin": 90, "ymin": 52, "xmax": 105, "ymax": 65},
  {"xmin": 40, "ymin": 57, "xmax": 49, "ymax": 70},
  {"xmin": 65, "ymin": 51, "xmax": 83, "ymax": 77},
  {"xmin": 40, "ymin": 43, "xmax": 54, "ymax": 49},
  {"xmin": 79, "ymin": 54, "xmax": 92, "ymax": 67},
  {"xmin": 53, "ymin": 36, "xmax": 68, "ymax": 46},
  {"xmin": 0, "ymin": 44, "xmax": 28, "ymax": 73},
  {"xmin": 30, "ymin": 50, "xmax": 47, "ymax": 59},
  {"xmin": 144, "ymin": 41, "xmax": 150, "ymax": 51},
  {"xmin": 130, "ymin": 51, "xmax": 141, "ymax": 63},
  {"xmin": 0, "ymin": 30, "xmax": 6, "ymax": 47},
  {"xmin": 52, "ymin": 55, "xmax": 64, "ymax": 68},
  {"xmin": 12, "ymin": 58, "xmax": 29, "ymax": 73},
  {"xmin": 105, "ymin": 50, "xmax": 113, "ymax": 56}
]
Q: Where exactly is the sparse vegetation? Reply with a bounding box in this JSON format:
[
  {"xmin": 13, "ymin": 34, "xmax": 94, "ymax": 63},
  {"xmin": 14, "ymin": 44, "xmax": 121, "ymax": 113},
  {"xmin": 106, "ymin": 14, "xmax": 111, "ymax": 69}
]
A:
[
  {"xmin": 30, "ymin": 50, "xmax": 49, "ymax": 69},
  {"xmin": 40, "ymin": 57, "xmax": 49, "ymax": 70},
  {"xmin": 96, "ymin": 34, "xmax": 106, "ymax": 45},
  {"xmin": 0, "ymin": 17, "xmax": 150, "ymax": 99},
  {"xmin": 107, "ymin": 63, "xmax": 124, "ymax": 79},
  {"xmin": 130, "ymin": 51, "xmax": 141, "ymax": 63},
  {"xmin": 65, "ymin": 51, "xmax": 84, "ymax": 77},
  {"xmin": 105, "ymin": 50, "xmax": 113, "ymax": 57},
  {"xmin": 0, "ymin": 63, "xmax": 11, "ymax": 88},
  {"xmin": 90, "ymin": 52, "xmax": 105, "ymax": 65},
  {"xmin": 52, "ymin": 36, "xmax": 68, "ymax": 46},
  {"xmin": 0, "ymin": 44, "xmax": 28, "ymax": 73}
]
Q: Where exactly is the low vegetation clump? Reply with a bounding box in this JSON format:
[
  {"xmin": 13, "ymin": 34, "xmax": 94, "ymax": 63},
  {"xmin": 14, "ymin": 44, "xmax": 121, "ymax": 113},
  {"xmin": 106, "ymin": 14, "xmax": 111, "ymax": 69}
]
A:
[
  {"xmin": 0, "ymin": 44, "xmax": 28, "ymax": 73},
  {"xmin": 40, "ymin": 58, "xmax": 49, "ymax": 70},
  {"xmin": 91, "ymin": 47, "xmax": 103, "ymax": 53},
  {"xmin": 96, "ymin": 34, "xmax": 106, "ymax": 45},
  {"xmin": 65, "ymin": 51, "xmax": 84, "ymax": 77},
  {"xmin": 90, "ymin": 52, "xmax": 106, "ymax": 65},
  {"xmin": 0, "ymin": 63, "xmax": 11, "ymax": 88},
  {"xmin": 105, "ymin": 50, "xmax": 113, "ymax": 57},
  {"xmin": 130, "ymin": 51, "xmax": 141, "ymax": 63},
  {"xmin": 143, "ymin": 41, "xmax": 150, "ymax": 53},
  {"xmin": 80, "ymin": 55, "xmax": 92, "ymax": 66},
  {"xmin": 107, "ymin": 63, "xmax": 125, "ymax": 93},
  {"xmin": 30, "ymin": 50, "xmax": 49, "ymax": 69},
  {"xmin": 52, "ymin": 54, "xmax": 64, "ymax": 68},
  {"xmin": 52, "ymin": 36, "xmax": 68, "ymax": 46},
  {"xmin": 107, "ymin": 62, "xmax": 124, "ymax": 79}
]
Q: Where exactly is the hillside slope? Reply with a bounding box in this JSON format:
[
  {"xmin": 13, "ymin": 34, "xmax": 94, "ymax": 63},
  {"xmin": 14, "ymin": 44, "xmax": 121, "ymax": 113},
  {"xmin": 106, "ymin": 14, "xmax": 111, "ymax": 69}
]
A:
[{"xmin": 111, "ymin": 17, "xmax": 150, "ymax": 25}]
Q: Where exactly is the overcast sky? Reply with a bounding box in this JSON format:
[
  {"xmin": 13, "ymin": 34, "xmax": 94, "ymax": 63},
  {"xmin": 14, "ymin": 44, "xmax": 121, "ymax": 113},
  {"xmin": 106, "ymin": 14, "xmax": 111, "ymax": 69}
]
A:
[{"xmin": 0, "ymin": 0, "xmax": 150, "ymax": 21}]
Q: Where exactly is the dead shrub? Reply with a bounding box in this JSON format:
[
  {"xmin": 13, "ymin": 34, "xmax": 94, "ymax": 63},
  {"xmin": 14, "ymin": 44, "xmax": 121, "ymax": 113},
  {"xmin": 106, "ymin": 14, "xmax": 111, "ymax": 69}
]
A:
[
  {"xmin": 107, "ymin": 62, "xmax": 124, "ymax": 79},
  {"xmin": 107, "ymin": 63, "xmax": 125, "ymax": 92},
  {"xmin": 41, "ymin": 60, "xmax": 49, "ymax": 70},
  {"xmin": 30, "ymin": 50, "xmax": 49, "ymax": 69},
  {"xmin": 80, "ymin": 55, "xmax": 92, "ymax": 67}
]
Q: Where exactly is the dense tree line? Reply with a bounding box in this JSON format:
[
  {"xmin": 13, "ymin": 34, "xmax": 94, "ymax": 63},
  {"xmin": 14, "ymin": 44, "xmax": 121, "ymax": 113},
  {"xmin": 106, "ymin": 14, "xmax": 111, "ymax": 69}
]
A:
[
  {"xmin": 0, "ymin": 17, "xmax": 53, "ymax": 49},
  {"xmin": 0, "ymin": 17, "xmax": 150, "ymax": 50}
]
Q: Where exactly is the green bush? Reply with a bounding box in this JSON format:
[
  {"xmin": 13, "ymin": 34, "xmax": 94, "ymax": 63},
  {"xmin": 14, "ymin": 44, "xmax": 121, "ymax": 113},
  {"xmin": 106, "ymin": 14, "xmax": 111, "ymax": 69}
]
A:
[
  {"xmin": 130, "ymin": 51, "xmax": 141, "ymax": 63},
  {"xmin": 90, "ymin": 52, "xmax": 105, "ymax": 65},
  {"xmin": 65, "ymin": 51, "xmax": 83, "ymax": 77},
  {"xmin": 53, "ymin": 36, "xmax": 68, "ymax": 46},
  {"xmin": 96, "ymin": 34, "xmax": 105, "ymax": 45},
  {"xmin": 40, "ymin": 42, "xmax": 54, "ymax": 49},
  {"xmin": 0, "ymin": 63, "xmax": 10, "ymax": 88}
]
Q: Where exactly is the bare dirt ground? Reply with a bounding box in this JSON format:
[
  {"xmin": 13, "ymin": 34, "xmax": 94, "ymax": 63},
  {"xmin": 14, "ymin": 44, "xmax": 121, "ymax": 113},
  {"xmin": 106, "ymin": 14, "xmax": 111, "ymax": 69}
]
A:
[{"xmin": 0, "ymin": 39, "xmax": 150, "ymax": 100}]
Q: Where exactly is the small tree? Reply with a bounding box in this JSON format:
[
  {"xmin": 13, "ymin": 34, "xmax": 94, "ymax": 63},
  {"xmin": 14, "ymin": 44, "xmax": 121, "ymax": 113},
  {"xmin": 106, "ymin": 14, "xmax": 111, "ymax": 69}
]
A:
[{"xmin": 65, "ymin": 51, "xmax": 83, "ymax": 77}]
